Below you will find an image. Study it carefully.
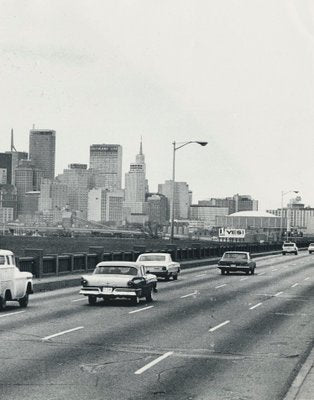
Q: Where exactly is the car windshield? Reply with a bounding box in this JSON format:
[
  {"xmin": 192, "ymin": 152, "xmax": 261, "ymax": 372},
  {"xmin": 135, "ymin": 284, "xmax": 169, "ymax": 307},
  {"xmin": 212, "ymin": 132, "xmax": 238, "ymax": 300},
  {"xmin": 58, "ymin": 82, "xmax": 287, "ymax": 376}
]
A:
[
  {"xmin": 0, "ymin": 256, "xmax": 5, "ymax": 265},
  {"xmin": 283, "ymin": 243, "xmax": 294, "ymax": 247},
  {"xmin": 309, "ymin": 243, "xmax": 314, "ymax": 246},
  {"xmin": 138, "ymin": 255, "xmax": 166, "ymax": 261},
  {"xmin": 94, "ymin": 266, "xmax": 138, "ymax": 276},
  {"xmin": 223, "ymin": 253, "xmax": 248, "ymax": 261}
]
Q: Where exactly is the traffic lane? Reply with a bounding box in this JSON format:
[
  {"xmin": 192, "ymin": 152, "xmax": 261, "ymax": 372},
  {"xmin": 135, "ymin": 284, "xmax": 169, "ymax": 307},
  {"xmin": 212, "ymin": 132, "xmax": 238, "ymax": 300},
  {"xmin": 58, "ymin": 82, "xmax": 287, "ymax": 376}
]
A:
[{"xmin": 0, "ymin": 265, "xmax": 312, "ymax": 400}]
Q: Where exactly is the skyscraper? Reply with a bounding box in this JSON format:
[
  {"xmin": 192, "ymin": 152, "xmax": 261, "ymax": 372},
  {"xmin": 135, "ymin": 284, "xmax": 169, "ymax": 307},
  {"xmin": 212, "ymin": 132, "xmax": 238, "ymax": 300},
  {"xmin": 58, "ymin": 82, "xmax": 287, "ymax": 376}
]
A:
[
  {"xmin": 158, "ymin": 180, "xmax": 190, "ymax": 220},
  {"xmin": 29, "ymin": 129, "xmax": 56, "ymax": 180},
  {"xmin": 124, "ymin": 140, "xmax": 147, "ymax": 214},
  {"xmin": 89, "ymin": 144, "xmax": 122, "ymax": 190}
]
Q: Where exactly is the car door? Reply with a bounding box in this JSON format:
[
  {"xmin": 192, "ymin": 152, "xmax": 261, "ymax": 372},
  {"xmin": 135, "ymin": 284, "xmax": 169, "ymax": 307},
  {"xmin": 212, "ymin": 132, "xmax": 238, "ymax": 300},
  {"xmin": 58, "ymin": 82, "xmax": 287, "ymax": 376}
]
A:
[{"xmin": 0, "ymin": 255, "xmax": 15, "ymax": 298}]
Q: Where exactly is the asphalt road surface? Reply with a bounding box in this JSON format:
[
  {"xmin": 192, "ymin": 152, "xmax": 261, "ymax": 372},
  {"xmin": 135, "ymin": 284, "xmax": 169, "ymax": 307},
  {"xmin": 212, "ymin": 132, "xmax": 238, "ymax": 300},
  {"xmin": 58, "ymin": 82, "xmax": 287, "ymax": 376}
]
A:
[{"xmin": 0, "ymin": 252, "xmax": 313, "ymax": 400}]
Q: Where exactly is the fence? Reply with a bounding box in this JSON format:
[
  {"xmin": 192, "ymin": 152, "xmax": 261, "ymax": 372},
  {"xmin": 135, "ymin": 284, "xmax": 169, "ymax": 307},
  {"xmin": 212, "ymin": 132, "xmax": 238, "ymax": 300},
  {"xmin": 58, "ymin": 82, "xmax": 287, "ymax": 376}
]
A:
[{"xmin": 16, "ymin": 240, "xmax": 312, "ymax": 278}]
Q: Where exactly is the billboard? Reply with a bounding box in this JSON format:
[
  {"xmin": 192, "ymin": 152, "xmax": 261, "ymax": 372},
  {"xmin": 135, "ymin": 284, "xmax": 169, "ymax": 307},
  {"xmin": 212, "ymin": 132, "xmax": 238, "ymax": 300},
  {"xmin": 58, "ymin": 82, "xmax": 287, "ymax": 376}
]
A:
[{"xmin": 219, "ymin": 228, "xmax": 246, "ymax": 239}]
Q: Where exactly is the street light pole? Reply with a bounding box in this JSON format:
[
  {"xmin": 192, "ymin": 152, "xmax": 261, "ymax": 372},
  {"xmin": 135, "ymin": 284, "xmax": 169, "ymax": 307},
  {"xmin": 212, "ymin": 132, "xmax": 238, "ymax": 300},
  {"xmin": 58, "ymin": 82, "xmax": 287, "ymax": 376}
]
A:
[{"xmin": 170, "ymin": 140, "xmax": 208, "ymax": 242}]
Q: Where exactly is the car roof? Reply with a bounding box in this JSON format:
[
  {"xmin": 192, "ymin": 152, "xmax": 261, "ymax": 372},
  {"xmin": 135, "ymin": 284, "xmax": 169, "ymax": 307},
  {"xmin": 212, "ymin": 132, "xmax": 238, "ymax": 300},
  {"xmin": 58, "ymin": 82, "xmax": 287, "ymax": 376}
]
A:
[
  {"xmin": 138, "ymin": 253, "xmax": 168, "ymax": 256},
  {"xmin": 0, "ymin": 249, "xmax": 14, "ymax": 256},
  {"xmin": 96, "ymin": 261, "xmax": 140, "ymax": 268},
  {"xmin": 223, "ymin": 251, "xmax": 249, "ymax": 255}
]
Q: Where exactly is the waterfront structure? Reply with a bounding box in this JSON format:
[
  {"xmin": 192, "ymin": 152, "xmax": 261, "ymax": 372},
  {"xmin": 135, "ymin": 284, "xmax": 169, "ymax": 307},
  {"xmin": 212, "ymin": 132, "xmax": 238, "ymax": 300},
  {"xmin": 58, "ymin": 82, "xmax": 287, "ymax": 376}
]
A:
[
  {"xmin": 124, "ymin": 141, "xmax": 147, "ymax": 215},
  {"xmin": 190, "ymin": 204, "xmax": 229, "ymax": 227},
  {"xmin": 89, "ymin": 144, "xmax": 122, "ymax": 190},
  {"xmin": 29, "ymin": 129, "xmax": 56, "ymax": 180},
  {"xmin": 158, "ymin": 180, "xmax": 190, "ymax": 220}
]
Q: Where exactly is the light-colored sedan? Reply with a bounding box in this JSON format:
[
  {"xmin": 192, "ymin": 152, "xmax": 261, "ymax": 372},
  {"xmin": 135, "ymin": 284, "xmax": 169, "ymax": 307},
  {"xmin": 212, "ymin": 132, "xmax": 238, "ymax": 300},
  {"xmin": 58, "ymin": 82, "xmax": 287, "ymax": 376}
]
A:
[
  {"xmin": 308, "ymin": 243, "xmax": 314, "ymax": 254},
  {"xmin": 136, "ymin": 253, "xmax": 181, "ymax": 281},
  {"xmin": 80, "ymin": 262, "xmax": 157, "ymax": 305}
]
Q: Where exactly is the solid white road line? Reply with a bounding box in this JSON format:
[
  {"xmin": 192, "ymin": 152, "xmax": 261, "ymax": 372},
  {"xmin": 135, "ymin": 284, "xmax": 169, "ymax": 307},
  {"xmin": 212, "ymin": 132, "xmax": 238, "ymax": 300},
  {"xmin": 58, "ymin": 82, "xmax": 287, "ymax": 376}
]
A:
[
  {"xmin": 249, "ymin": 303, "xmax": 262, "ymax": 310},
  {"xmin": 134, "ymin": 352, "xmax": 173, "ymax": 374},
  {"xmin": 209, "ymin": 320, "xmax": 230, "ymax": 332},
  {"xmin": 0, "ymin": 310, "xmax": 25, "ymax": 319},
  {"xmin": 215, "ymin": 284, "xmax": 227, "ymax": 289},
  {"xmin": 129, "ymin": 306, "xmax": 154, "ymax": 314},
  {"xmin": 71, "ymin": 298, "xmax": 86, "ymax": 302},
  {"xmin": 274, "ymin": 291, "xmax": 283, "ymax": 297},
  {"xmin": 180, "ymin": 291, "xmax": 197, "ymax": 299},
  {"xmin": 42, "ymin": 326, "xmax": 84, "ymax": 341},
  {"xmin": 240, "ymin": 277, "xmax": 248, "ymax": 281},
  {"xmin": 291, "ymin": 283, "xmax": 299, "ymax": 288}
]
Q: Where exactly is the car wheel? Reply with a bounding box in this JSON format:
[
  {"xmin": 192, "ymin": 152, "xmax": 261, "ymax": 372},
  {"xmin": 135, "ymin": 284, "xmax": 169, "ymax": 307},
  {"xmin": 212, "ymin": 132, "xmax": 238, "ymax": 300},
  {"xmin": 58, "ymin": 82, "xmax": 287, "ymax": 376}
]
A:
[
  {"xmin": 145, "ymin": 288, "xmax": 154, "ymax": 303},
  {"xmin": 226, "ymin": 270, "xmax": 230, "ymax": 275},
  {"xmin": 295, "ymin": 252, "xmax": 298, "ymax": 255},
  {"xmin": 131, "ymin": 296, "xmax": 140, "ymax": 305},
  {"xmin": 0, "ymin": 297, "xmax": 6, "ymax": 311},
  {"xmin": 165, "ymin": 274, "xmax": 170, "ymax": 281},
  {"xmin": 88, "ymin": 295, "xmax": 97, "ymax": 306},
  {"xmin": 246, "ymin": 270, "xmax": 250, "ymax": 275},
  {"xmin": 19, "ymin": 294, "xmax": 29, "ymax": 308},
  {"xmin": 251, "ymin": 269, "xmax": 255, "ymax": 275},
  {"xmin": 282, "ymin": 252, "xmax": 286, "ymax": 255},
  {"xmin": 173, "ymin": 273, "xmax": 178, "ymax": 281},
  {"xmin": 221, "ymin": 269, "xmax": 225, "ymax": 275}
]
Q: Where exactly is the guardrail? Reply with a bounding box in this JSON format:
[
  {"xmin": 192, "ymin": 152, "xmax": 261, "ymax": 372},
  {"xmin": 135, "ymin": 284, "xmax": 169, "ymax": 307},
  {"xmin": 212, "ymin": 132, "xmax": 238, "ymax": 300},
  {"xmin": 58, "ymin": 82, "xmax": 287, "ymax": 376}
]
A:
[{"xmin": 15, "ymin": 241, "xmax": 312, "ymax": 278}]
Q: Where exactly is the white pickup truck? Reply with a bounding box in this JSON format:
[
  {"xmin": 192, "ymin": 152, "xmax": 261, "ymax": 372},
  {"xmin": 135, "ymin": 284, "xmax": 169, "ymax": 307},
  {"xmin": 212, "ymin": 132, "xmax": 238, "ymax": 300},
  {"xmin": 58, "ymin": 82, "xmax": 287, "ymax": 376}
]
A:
[{"xmin": 0, "ymin": 249, "xmax": 33, "ymax": 310}]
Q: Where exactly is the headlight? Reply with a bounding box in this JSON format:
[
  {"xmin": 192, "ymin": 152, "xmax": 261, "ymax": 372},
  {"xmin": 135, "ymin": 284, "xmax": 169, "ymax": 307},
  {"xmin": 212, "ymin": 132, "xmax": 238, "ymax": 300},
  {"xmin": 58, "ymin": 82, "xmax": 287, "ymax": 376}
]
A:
[
  {"xmin": 162, "ymin": 267, "xmax": 167, "ymax": 270},
  {"xmin": 127, "ymin": 280, "xmax": 135, "ymax": 287},
  {"xmin": 81, "ymin": 278, "xmax": 88, "ymax": 287}
]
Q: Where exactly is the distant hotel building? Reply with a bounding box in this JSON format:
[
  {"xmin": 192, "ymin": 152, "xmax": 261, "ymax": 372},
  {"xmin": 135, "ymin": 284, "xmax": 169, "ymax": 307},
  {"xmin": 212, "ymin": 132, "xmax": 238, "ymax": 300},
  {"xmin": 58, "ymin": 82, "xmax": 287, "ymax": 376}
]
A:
[
  {"xmin": 89, "ymin": 144, "xmax": 122, "ymax": 190},
  {"xmin": 29, "ymin": 129, "xmax": 56, "ymax": 180}
]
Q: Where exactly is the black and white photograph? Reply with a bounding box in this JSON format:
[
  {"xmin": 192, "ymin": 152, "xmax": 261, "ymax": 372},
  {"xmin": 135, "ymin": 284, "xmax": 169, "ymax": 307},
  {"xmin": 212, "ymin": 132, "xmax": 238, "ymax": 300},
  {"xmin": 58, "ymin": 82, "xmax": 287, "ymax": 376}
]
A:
[{"xmin": 0, "ymin": 1, "xmax": 313, "ymax": 399}]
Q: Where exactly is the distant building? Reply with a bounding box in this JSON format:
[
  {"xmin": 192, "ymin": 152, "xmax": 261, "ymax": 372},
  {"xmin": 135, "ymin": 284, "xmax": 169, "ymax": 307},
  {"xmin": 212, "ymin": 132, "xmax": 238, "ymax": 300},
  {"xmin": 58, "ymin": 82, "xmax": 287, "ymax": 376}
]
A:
[
  {"xmin": 0, "ymin": 151, "xmax": 28, "ymax": 185},
  {"xmin": 89, "ymin": 144, "xmax": 122, "ymax": 190},
  {"xmin": 0, "ymin": 184, "xmax": 17, "ymax": 219},
  {"xmin": 199, "ymin": 194, "xmax": 258, "ymax": 215},
  {"xmin": 145, "ymin": 193, "xmax": 169, "ymax": 224},
  {"xmin": 158, "ymin": 180, "xmax": 190, "ymax": 220},
  {"xmin": 29, "ymin": 129, "xmax": 56, "ymax": 180},
  {"xmin": 88, "ymin": 188, "xmax": 124, "ymax": 224},
  {"xmin": 190, "ymin": 205, "xmax": 229, "ymax": 227},
  {"xmin": 38, "ymin": 179, "xmax": 68, "ymax": 213},
  {"xmin": 57, "ymin": 164, "xmax": 92, "ymax": 218},
  {"xmin": 0, "ymin": 168, "xmax": 7, "ymax": 184},
  {"xmin": 15, "ymin": 160, "xmax": 44, "ymax": 215},
  {"xmin": 124, "ymin": 140, "xmax": 147, "ymax": 215}
]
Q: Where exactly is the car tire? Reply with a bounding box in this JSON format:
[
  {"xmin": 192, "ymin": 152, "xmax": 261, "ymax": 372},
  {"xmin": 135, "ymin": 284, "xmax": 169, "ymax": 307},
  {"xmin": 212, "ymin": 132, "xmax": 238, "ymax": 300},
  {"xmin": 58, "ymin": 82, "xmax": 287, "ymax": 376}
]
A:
[
  {"xmin": 165, "ymin": 274, "xmax": 170, "ymax": 281},
  {"xmin": 19, "ymin": 294, "xmax": 29, "ymax": 308},
  {"xmin": 226, "ymin": 270, "xmax": 230, "ymax": 275},
  {"xmin": 145, "ymin": 288, "xmax": 154, "ymax": 303},
  {"xmin": 251, "ymin": 269, "xmax": 255, "ymax": 275},
  {"xmin": 0, "ymin": 297, "xmax": 6, "ymax": 311},
  {"xmin": 246, "ymin": 270, "xmax": 250, "ymax": 275},
  {"xmin": 221, "ymin": 269, "xmax": 225, "ymax": 275},
  {"xmin": 282, "ymin": 252, "xmax": 286, "ymax": 255},
  {"xmin": 295, "ymin": 252, "xmax": 298, "ymax": 255},
  {"xmin": 173, "ymin": 273, "xmax": 178, "ymax": 281},
  {"xmin": 131, "ymin": 296, "xmax": 140, "ymax": 305},
  {"xmin": 88, "ymin": 295, "xmax": 97, "ymax": 306}
]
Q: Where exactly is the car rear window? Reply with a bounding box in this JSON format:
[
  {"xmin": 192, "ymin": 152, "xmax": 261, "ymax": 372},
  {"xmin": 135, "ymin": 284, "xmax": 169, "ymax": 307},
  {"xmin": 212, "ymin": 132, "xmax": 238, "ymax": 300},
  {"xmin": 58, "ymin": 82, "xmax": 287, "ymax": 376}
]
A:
[
  {"xmin": 223, "ymin": 253, "xmax": 248, "ymax": 260},
  {"xmin": 94, "ymin": 266, "xmax": 138, "ymax": 276},
  {"xmin": 138, "ymin": 255, "xmax": 166, "ymax": 261},
  {"xmin": 283, "ymin": 243, "xmax": 294, "ymax": 247}
]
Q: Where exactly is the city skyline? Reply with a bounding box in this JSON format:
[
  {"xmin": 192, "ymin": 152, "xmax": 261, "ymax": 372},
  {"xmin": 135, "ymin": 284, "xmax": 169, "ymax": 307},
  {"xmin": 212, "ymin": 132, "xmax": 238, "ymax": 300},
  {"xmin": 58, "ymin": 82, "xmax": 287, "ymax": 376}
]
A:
[{"xmin": 1, "ymin": 1, "xmax": 314, "ymax": 210}]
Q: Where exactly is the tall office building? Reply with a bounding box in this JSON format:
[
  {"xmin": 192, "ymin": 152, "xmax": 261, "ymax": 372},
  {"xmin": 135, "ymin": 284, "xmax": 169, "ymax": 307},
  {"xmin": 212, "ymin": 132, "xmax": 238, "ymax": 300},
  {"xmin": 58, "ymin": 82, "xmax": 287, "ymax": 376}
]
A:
[
  {"xmin": 88, "ymin": 188, "xmax": 124, "ymax": 224},
  {"xmin": 158, "ymin": 180, "xmax": 190, "ymax": 220},
  {"xmin": 38, "ymin": 179, "xmax": 68, "ymax": 212},
  {"xmin": 124, "ymin": 141, "xmax": 147, "ymax": 215},
  {"xmin": 89, "ymin": 144, "xmax": 122, "ymax": 190},
  {"xmin": 29, "ymin": 129, "xmax": 56, "ymax": 180}
]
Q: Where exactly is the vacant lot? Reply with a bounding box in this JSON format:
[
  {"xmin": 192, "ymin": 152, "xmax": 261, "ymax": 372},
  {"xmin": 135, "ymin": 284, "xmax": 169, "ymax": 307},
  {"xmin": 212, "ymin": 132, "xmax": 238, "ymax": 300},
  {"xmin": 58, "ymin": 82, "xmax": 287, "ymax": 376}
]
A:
[{"xmin": 0, "ymin": 235, "xmax": 202, "ymax": 257}]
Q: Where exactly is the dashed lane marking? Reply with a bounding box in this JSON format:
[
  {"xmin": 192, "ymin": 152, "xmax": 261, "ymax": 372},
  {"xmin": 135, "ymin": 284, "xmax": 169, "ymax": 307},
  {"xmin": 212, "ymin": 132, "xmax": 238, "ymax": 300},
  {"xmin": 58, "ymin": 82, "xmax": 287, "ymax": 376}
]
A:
[
  {"xmin": 249, "ymin": 303, "xmax": 262, "ymax": 310},
  {"xmin": 215, "ymin": 284, "xmax": 227, "ymax": 289},
  {"xmin": 258, "ymin": 272, "xmax": 266, "ymax": 275},
  {"xmin": 274, "ymin": 291, "xmax": 284, "ymax": 297},
  {"xmin": 134, "ymin": 352, "xmax": 173, "ymax": 374},
  {"xmin": 72, "ymin": 298, "xmax": 86, "ymax": 302},
  {"xmin": 0, "ymin": 311, "xmax": 26, "ymax": 319},
  {"xmin": 304, "ymin": 277, "xmax": 310, "ymax": 281},
  {"xmin": 240, "ymin": 277, "xmax": 248, "ymax": 281},
  {"xmin": 180, "ymin": 291, "xmax": 198, "ymax": 298},
  {"xmin": 195, "ymin": 273, "xmax": 207, "ymax": 277},
  {"xmin": 129, "ymin": 306, "xmax": 154, "ymax": 314},
  {"xmin": 209, "ymin": 320, "xmax": 230, "ymax": 332},
  {"xmin": 291, "ymin": 283, "xmax": 299, "ymax": 288},
  {"xmin": 272, "ymin": 268, "xmax": 278, "ymax": 271},
  {"xmin": 42, "ymin": 326, "xmax": 84, "ymax": 341}
]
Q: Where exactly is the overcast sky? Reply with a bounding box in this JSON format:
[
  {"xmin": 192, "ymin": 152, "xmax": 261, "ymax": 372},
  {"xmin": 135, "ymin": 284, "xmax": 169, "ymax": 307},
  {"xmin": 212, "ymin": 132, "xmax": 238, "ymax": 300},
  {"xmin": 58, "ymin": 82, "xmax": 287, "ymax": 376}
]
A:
[{"xmin": 1, "ymin": 0, "xmax": 313, "ymax": 210}]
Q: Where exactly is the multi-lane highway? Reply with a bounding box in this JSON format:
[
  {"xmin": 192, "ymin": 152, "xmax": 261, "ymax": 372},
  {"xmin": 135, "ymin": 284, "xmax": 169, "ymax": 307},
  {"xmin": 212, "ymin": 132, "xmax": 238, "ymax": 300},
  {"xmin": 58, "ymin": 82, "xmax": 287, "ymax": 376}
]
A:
[{"xmin": 0, "ymin": 252, "xmax": 313, "ymax": 400}]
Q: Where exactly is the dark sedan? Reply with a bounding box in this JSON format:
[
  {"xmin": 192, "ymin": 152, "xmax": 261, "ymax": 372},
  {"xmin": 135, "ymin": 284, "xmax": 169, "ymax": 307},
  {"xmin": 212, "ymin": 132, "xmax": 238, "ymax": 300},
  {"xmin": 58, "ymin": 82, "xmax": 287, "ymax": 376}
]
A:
[{"xmin": 218, "ymin": 251, "xmax": 256, "ymax": 275}]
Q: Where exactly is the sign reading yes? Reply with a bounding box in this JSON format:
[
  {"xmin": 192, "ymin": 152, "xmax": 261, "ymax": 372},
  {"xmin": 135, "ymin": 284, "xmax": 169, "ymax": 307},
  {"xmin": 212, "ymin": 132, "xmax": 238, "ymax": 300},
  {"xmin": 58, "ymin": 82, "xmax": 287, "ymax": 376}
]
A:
[{"xmin": 219, "ymin": 228, "xmax": 246, "ymax": 238}]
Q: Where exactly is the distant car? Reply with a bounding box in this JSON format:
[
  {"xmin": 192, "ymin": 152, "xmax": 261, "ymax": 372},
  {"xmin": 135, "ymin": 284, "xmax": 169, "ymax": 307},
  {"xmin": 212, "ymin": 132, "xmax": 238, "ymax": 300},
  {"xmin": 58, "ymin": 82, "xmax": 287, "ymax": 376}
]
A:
[
  {"xmin": 0, "ymin": 249, "xmax": 33, "ymax": 310},
  {"xmin": 217, "ymin": 251, "xmax": 256, "ymax": 275},
  {"xmin": 282, "ymin": 242, "xmax": 298, "ymax": 255},
  {"xmin": 136, "ymin": 253, "xmax": 181, "ymax": 281},
  {"xmin": 80, "ymin": 261, "xmax": 157, "ymax": 305},
  {"xmin": 308, "ymin": 243, "xmax": 314, "ymax": 254}
]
